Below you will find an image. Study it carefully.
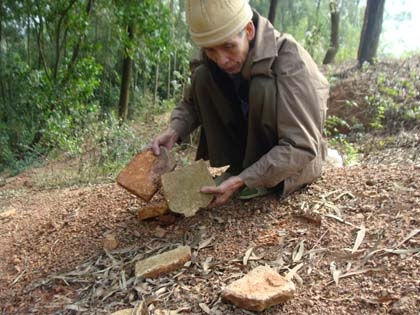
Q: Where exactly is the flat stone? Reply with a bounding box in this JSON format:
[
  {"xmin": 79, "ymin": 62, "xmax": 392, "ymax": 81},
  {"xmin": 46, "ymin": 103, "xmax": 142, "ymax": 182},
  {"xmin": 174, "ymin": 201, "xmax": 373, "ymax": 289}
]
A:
[
  {"xmin": 137, "ymin": 201, "xmax": 170, "ymax": 220},
  {"xmin": 117, "ymin": 148, "xmax": 175, "ymax": 201},
  {"xmin": 135, "ymin": 246, "xmax": 191, "ymax": 279},
  {"xmin": 222, "ymin": 265, "xmax": 296, "ymax": 312},
  {"xmin": 161, "ymin": 160, "xmax": 214, "ymax": 217}
]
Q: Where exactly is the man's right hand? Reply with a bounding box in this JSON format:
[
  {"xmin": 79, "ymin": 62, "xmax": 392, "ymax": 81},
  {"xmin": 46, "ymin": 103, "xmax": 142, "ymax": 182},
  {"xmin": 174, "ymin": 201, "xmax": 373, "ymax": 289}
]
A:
[{"xmin": 150, "ymin": 127, "xmax": 180, "ymax": 155}]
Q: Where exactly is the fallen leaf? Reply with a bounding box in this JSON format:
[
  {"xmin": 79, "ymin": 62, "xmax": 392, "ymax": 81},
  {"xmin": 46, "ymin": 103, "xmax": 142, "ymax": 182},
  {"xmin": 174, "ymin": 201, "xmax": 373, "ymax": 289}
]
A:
[
  {"xmin": 292, "ymin": 240, "xmax": 305, "ymax": 263},
  {"xmin": 199, "ymin": 302, "xmax": 211, "ymax": 314},
  {"xmin": 330, "ymin": 261, "xmax": 341, "ymax": 285},
  {"xmin": 352, "ymin": 223, "xmax": 366, "ymax": 253},
  {"xmin": 285, "ymin": 263, "xmax": 303, "ymax": 280},
  {"xmin": 198, "ymin": 236, "xmax": 215, "ymax": 251},
  {"xmin": 243, "ymin": 247, "xmax": 254, "ymax": 266}
]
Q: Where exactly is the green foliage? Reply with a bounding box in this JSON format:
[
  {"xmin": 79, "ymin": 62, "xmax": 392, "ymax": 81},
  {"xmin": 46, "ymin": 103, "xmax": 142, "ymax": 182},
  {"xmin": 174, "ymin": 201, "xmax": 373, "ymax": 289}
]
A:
[
  {"xmin": 34, "ymin": 111, "xmax": 145, "ymax": 188},
  {"xmin": 41, "ymin": 57, "xmax": 103, "ymax": 153},
  {"xmin": 365, "ymin": 68, "xmax": 420, "ymax": 132},
  {"xmin": 0, "ymin": 0, "xmax": 192, "ymax": 176}
]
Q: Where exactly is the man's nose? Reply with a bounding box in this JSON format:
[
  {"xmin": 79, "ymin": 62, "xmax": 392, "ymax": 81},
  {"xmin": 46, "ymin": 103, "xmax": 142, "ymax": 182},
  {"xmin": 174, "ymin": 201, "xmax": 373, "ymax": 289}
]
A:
[{"xmin": 215, "ymin": 51, "xmax": 229, "ymax": 66}]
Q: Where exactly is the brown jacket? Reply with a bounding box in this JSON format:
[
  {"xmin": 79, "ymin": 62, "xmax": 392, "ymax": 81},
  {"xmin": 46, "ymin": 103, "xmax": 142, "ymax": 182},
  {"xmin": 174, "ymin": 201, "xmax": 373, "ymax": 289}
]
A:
[{"xmin": 170, "ymin": 12, "xmax": 329, "ymax": 196}]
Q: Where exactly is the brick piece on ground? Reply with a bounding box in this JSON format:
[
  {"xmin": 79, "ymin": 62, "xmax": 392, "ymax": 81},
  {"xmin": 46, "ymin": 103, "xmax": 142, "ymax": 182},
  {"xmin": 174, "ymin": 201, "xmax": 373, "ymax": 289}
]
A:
[
  {"xmin": 137, "ymin": 200, "xmax": 170, "ymax": 220},
  {"xmin": 135, "ymin": 246, "xmax": 191, "ymax": 279},
  {"xmin": 161, "ymin": 160, "xmax": 214, "ymax": 217},
  {"xmin": 222, "ymin": 265, "xmax": 296, "ymax": 312},
  {"xmin": 117, "ymin": 148, "xmax": 175, "ymax": 201}
]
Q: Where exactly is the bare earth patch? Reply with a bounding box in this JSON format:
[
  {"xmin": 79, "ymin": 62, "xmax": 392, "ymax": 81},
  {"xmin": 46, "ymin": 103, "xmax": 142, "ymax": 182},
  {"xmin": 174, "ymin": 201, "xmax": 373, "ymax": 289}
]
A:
[{"xmin": 1, "ymin": 141, "xmax": 420, "ymax": 315}]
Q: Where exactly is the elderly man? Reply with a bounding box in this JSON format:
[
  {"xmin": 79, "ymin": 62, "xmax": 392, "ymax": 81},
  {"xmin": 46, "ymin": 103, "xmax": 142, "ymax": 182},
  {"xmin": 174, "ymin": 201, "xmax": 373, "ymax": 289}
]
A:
[{"xmin": 151, "ymin": 0, "xmax": 329, "ymax": 208}]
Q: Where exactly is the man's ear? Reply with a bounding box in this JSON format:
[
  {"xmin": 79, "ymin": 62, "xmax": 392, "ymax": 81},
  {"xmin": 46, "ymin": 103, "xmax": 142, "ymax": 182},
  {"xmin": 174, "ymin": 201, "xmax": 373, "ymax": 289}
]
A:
[{"xmin": 245, "ymin": 21, "xmax": 255, "ymax": 41}]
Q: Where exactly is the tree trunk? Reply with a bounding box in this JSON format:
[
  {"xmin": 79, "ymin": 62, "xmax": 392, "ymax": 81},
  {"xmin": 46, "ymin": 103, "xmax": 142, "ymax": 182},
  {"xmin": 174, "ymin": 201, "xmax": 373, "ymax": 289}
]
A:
[
  {"xmin": 153, "ymin": 57, "xmax": 160, "ymax": 109},
  {"xmin": 167, "ymin": 56, "xmax": 171, "ymax": 99},
  {"xmin": 0, "ymin": 0, "xmax": 5, "ymax": 106},
  {"xmin": 118, "ymin": 24, "xmax": 134, "ymax": 122},
  {"xmin": 268, "ymin": 0, "xmax": 279, "ymax": 25},
  {"xmin": 323, "ymin": 1, "xmax": 340, "ymax": 64},
  {"xmin": 357, "ymin": 0, "xmax": 385, "ymax": 65}
]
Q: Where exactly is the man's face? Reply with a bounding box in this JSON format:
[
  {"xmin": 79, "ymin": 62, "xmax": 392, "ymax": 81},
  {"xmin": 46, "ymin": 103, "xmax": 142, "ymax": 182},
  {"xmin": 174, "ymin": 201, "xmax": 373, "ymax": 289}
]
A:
[{"xmin": 202, "ymin": 22, "xmax": 255, "ymax": 75}]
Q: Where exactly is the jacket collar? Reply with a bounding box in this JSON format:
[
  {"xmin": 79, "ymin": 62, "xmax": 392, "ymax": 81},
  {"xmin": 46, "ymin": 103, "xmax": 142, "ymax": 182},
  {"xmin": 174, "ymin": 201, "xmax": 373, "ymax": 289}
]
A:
[{"xmin": 242, "ymin": 11, "xmax": 279, "ymax": 80}]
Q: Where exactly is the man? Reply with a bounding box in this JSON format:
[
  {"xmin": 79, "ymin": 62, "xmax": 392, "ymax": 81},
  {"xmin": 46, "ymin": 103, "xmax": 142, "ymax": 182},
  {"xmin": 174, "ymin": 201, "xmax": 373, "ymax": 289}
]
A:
[{"xmin": 151, "ymin": 0, "xmax": 329, "ymax": 208}]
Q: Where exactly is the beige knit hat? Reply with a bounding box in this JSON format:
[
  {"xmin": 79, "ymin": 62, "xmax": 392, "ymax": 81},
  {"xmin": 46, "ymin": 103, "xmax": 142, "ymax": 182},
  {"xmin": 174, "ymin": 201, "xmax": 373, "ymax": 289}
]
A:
[{"xmin": 186, "ymin": 0, "xmax": 253, "ymax": 47}]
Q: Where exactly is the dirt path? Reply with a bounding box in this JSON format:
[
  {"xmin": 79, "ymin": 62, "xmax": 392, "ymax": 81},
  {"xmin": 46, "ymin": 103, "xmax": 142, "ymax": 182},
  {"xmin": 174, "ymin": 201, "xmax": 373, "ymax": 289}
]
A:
[{"xmin": 0, "ymin": 156, "xmax": 419, "ymax": 314}]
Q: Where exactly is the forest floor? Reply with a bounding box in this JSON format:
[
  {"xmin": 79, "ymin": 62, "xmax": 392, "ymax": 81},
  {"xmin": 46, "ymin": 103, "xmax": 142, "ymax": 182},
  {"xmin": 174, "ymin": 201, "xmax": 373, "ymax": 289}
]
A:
[{"xmin": 1, "ymin": 60, "xmax": 420, "ymax": 315}]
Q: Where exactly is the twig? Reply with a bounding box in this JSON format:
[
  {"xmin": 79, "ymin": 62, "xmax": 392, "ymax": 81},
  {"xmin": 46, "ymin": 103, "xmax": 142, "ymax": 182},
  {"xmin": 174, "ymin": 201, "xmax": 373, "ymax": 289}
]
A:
[
  {"xmin": 326, "ymin": 268, "xmax": 384, "ymax": 286},
  {"xmin": 11, "ymin": 269, "xmax": 26, "ymax": 286},
  {"xmin": 310, "ymin": 229, "xmax": 329, "ymax": 251}
]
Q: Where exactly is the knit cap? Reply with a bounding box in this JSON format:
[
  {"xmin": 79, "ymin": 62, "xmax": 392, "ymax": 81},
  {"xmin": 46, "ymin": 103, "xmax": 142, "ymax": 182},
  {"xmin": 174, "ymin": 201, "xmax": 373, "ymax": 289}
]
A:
[{"xmin": 186, "ymin": 0, "xmax": 253, "ymax": 47}]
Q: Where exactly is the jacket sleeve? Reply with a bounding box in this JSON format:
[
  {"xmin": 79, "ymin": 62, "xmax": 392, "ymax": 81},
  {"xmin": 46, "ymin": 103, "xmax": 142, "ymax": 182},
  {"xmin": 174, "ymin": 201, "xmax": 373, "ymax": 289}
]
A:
[
  {"xmin": 239, "ymin": 38, "xmax": 329, "ymax": 189},
  {"xmin": 169, "ymin": 83, "xmax": 200, "ymax": 140}
]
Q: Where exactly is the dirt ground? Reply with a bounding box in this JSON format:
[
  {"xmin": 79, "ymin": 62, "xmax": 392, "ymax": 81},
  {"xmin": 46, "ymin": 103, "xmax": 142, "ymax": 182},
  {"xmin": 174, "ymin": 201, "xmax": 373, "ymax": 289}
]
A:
[{"xmin": 0, "ymin": 132, "xmax": 419, "ymax": 315}]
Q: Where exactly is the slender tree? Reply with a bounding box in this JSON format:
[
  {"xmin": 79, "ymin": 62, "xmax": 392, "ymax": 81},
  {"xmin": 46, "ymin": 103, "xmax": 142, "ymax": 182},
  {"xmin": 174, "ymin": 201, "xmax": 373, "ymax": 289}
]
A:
[
  {"xmin": 268, "ymin": 0, "xmax": 279, "ymax": 24},
  {"xmin": 357, "ymin": 0, "xmax": 385, "ymax": 65},
  {"xmin": 323, "ymin": 0, "xmax": 341, "ymax": 64},
  {"xmin": 118, "ymin": 24, "xmax": 134, "ymax": 122}
]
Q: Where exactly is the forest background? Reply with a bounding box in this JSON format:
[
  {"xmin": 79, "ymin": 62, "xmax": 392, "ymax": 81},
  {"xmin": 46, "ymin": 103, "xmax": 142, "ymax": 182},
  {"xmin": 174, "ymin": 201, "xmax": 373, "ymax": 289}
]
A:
[{"xmin": 0, "ymin": 0, "xmax": 419, "ymax": 183}]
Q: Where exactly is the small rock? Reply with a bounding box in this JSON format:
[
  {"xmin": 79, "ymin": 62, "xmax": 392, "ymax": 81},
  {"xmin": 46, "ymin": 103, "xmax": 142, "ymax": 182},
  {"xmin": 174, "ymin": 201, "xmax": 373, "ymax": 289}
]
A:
[
  {"xmin": 0, "ymin": 177, "xmax": 6, "ymax": 187},
  {"xmin": 222, "ymin": 265, "xmax": 295, "ymax": 312},
  {"xmin": 135, "ymin": 246, "xmax": 191, "ymax": 278},
  {"xmin": 153, "ymin": 226, "xmax": 167, "ymax": 238},
  {"xmin": 325, "ymin": 148, "xmax": 344, "ymax": 168},
  {"xmin": 117, "ymin": 148, "xmax": 175, "ymax": 202},
  {"xmin": 161, "ymin": 160, "xmax": 214, "ymax": 217},
  {"xmin": 103, "ymin": 234, "xmax": 119, "ymax": 250},
  {"xmin": 138, "ymin": 201, "xmax": 170, "ymax": 220}
]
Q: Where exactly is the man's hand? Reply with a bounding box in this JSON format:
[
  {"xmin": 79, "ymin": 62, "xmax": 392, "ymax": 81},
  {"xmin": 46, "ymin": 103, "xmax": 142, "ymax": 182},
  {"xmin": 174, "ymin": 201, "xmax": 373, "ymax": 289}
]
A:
[
  {"xmin": 201, "ymin": 176, "xmax": 245, "ymax": 208},
  {"xmin": 150, "ymin": 127, "xmax": 179, "ymax": 155}
]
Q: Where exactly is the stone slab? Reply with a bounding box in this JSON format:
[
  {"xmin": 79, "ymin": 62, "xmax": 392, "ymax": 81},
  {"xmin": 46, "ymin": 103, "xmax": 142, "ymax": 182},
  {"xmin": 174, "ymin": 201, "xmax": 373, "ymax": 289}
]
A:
[
  {"xmin": 161, "ymin": 160, "xmax": 214, "ymax": 217},
  {"xmin": 117, "ymin": 148, "xmax": 175, "ymax": 201},
  {"xmin": 222, "ymin": 265, "xmax": 296, "ymax": 312},
  {"xmin": 135, "ymin": 246, "xmax": 191, "ymax": 279}
]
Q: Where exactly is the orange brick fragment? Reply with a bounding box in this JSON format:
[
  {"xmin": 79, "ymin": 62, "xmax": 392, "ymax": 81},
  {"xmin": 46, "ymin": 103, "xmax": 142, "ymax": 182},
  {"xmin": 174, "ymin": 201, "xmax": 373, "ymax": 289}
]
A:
[{"xmin": 117, "ymin": 148, "xmax": 175, "ymax": 201}]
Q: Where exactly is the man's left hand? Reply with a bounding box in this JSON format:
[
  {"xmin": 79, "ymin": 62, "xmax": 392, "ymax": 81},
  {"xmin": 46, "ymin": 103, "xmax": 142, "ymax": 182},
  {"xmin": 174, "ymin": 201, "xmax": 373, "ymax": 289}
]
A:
[{"xmin": 201, "ymin": 176, "xmax": 245, "ymax": 208}]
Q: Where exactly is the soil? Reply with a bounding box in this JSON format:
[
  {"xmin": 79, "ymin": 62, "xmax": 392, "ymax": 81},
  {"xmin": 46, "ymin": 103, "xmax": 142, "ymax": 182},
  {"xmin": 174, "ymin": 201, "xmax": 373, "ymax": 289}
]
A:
[{"xmin": 1, "ymin": 134, "xmax": 419, "ymax": 315}]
